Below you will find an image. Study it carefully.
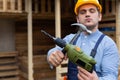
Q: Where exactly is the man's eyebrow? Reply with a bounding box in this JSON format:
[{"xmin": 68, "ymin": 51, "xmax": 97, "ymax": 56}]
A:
[{"xmin": 80, "ymin": 7, "xmax": 97, "ymax": 11}]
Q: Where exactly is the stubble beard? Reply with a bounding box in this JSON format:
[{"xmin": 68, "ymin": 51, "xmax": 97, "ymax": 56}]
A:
[
  {"xmin": 86, "ymin": 25, "xmax": 96, "ymax": 30},
  {"xmin": 85, "ymin": 22, "xmax": 98, "ymax": 31}
]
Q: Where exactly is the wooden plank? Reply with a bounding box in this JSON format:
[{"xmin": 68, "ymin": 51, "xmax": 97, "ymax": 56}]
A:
[
  {"xmin": 112, "ymin": 0, "xmax": 116, "ymax": 14},
  {"xmin": 102, "ymin": 31, "xmax": 115, "ymax": 41},
  {"xmin": 55, "ymin": 0, "xmax": 62, "ymax": 80},
  {"xmin": 27, "ymin": 0, "xmax": 33, "ymax": 80},
  {"xmin": 19, "ymin": 66, "xmax": 55, "ymax": 80},
  {"xmin": 34, "ymin": 0, "xmax": 39, "ymax": 13},
  {"xmin": 0, "ymin": 0, "xmax": 3, "ymax": 10},
  {"xmin": 58, "ymin": 67, "xmax": 67, "ymax": 74},
  {"xmin": 0, "ymin": 77, "xmax": 19, "ymax": 80},
  {"xmin": 99, "ymin": 23, "xmax": 115, "ymax": 28},
  {"xmin": 0, "ymin": 58, "xmax": 16, "ymax": 64},
  {"xmin": 116, "ymin": 0, "xmax": 120, "ymax": 52},
  {"xmin": 11, "ymin": 0, "xmax": 15, "ymax": 11},
  {"xmin": 0, "ymin": 64, "xmax": 18, "ymax": 71},
  {"xmin": 3, "ymin": 0, "xmax": 7, "ymax": 12},
  {"xmin": 19, "ymin": 71, "xmax": 28, "ymax": 79},
  {"xmin": 7, "ymin": 0, "xmax": 11, "ymax": 10},
  {"xmin": 18, "ymin": 0, "xmax": 22, "ymax": 12},
  {"xmin": 33, "ymin": 71, "xmax": 55, "ymax": 79},
  {"xmin": 0, "ymin": 51, "xmax": 17, "ymax": 57},
  {"xmin": 0, "ymin": 70, "xmax": 19, "ymax": 77}
]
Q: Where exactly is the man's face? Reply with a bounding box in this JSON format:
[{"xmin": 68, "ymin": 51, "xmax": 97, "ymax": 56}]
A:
[{"xmin": 77, "ymin": 4, "xmax": 102, "ymax": 30}]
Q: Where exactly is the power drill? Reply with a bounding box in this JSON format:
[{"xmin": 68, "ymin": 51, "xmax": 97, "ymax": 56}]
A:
[{"xmin": 41, "ymin": 30, "xmax": 96, "ymax": 73}]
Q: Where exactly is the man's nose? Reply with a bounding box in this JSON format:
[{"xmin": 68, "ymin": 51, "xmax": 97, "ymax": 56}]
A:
[{"xmin": 85, "ymin": 11, "xmax": 90, "ymax": 17}]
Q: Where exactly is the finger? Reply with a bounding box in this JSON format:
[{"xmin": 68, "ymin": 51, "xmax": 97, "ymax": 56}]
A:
[
  {"xmin": 49, "ymin": 56, "xmax": 60, "ymax": 67},
  {"xmin": 78, "ymin": 68, "xmax": 89, "ymax": 80},
  {"xmin": 55, "ymin": 51, "xmax": 64, "ymax": 63},
  {"xmin": 78, "ymin": 66, "xmax": 94, "ymax": 80},
  {"xmin": 78, "ymin": 66, "xmax": 91, "ymax": 76},
  {"xmin": 56, "ymin": 50, "xmax": 64, "ymax": 59},
  {"xmin": 51, "ymin": 51, "xmax": 63, "ymax": 66},
  {"xmin": 77, "ymin": 72, "xmax": 84, "ymax": 80},
  {"xmin": 51, "ymin": 55, "xmax": 61, "ymax": 66},
  {"xmin": 52, "ymin": 59, "xmax": 60, "ymax": 67},
  {"xmin": 48, "ymin": 53, "xmax": 59, "ymax": 67}
]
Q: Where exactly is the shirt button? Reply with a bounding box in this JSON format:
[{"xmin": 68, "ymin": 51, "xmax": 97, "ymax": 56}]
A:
[
  {"xmin": 82, "ymin": 43, "xmax": 85, "ymax": 45},
  {"xmin": 85, "ymin": 36, "xmax": 87, "ymax": 38}
]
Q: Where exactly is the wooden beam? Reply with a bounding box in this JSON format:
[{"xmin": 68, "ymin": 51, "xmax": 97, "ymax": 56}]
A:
[
  {"xmin": 116, "ymin": 0, "xmax": 120, "ymax": 52},
  {"xmin": 26, "ymin": 0, "xmax": 34, "ymax": 80},
  {"xmin": 112, "ymin": 0, "xmax": 116, "ymax": 14},
  {"xmin": 55, "ymin": 0, "xmax": 61, "ymax": 80},
  {"xmin": 11, "ymin": 0, "xmax": 15, "ymax": 11},
  {"xmin": 3, "ymin": 0, "xmax": 7, "ymax": 12},
  {"xmin": 34, "ymin": 0, "xmax": 38, "ymax": 13},
  {"xmin": 41, "ymin": 0, "xmax": 45, "ymax": 13},
  {"xmin": 55, "ymin": 0, "xmax": 61, "ymax": 38},
  {"xmin": 25, "ymin": 0, "xmax": 28, "ymax": 12},
  {"xmin": 18, "ymin": 0, "xmax": 22, "ymax": 12}
]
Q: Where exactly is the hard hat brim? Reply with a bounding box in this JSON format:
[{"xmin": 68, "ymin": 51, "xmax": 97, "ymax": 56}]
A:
[{"xmin": 74, "ymin": 1, "xmax": 102, "ymax": 15}]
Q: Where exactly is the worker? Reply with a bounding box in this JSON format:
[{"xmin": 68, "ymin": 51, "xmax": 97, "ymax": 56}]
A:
[{"xmin": 47, "ymin": 0, "xmax": 119, "ymax": 80}]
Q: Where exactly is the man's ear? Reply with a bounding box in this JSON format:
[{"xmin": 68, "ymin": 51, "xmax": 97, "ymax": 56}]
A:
[
  {"xmin": 99, "ymin": 13, "xmax": 102, "ymax": 21},
  {"xmin": 76, "ymin": 16, "xmax": 79, "ymax": 23}
]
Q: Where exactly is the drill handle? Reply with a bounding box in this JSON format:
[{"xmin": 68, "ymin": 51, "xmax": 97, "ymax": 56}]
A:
[{"xmin": 61, "ymin": 49, "xmax": 67, "ymax": 55}]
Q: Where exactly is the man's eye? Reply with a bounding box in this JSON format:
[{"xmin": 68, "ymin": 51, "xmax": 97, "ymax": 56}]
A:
[
  {"xmin": 79, "ymin": 10, "xmax": 86, "ymax": 14},
  {"xmin": 89, "ymin": 9, "xmax": 96, "ymax": 13}
]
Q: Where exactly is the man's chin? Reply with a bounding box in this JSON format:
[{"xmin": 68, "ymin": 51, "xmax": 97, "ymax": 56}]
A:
[{"xmin": 84, "ymin": 24, "xmax": 95, "ymax": 30}]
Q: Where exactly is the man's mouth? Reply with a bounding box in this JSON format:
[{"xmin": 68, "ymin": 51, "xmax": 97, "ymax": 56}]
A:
[{"xmin": 85, "ymin": 18, "xmax": 92, "ymax": 22}]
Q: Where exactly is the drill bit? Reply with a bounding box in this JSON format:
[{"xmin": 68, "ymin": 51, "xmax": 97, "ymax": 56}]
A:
[{"xmin": 41, "ymin": 30, "xmax": 55, "ymax": 39}]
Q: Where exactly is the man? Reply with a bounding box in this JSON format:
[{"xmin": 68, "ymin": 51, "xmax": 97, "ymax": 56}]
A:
[{"xmin": 47, "ymin": 0, "xmax": 119, "ymax": 80}]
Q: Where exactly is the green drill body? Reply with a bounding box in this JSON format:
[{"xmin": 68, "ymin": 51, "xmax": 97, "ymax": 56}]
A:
[{"xmin": 64, "ymin": 44, "xmax": 96, "ymax": 72}]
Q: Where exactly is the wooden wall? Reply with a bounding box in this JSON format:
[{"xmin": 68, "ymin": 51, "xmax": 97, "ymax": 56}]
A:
[
  {"xmin": 15, "ymin": 20, "xmax": 55, "ymax": 80},
  {"xmin": 15, "ymin": 18, "xmax": 76, "ymax": 80}
]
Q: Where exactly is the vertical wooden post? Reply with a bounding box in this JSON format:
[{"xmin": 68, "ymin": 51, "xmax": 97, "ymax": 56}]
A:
[
  {"xmin": 27, "ymin": 0, "xmax": 34, "ymax": 80},
  {"xmin": 11, "ymin": 0, "xmax": 15, "ymax": 11},
  {"xmin": 3, "ymin": 0, "xmax": 7, "ymax": 12},
  {"xmin": 25, "ymin": 0, "xmax": 28, "ymax": 12},
  {"xmin": 105, "ymin": 0, "xmax": 109, "ymax": 15},
  {"xmin": 116, "ymin": 0, "xmax": 120, "ymax": 52},
  {"xmin": 0, "ymin": 0, "xmax": 2, "ymax": 10},
  {"xmin": 41, "ymin": 0, "xmax": 45, "ymax": 13},
  {"xmin": 112, "ymin": 0, "xmax": 116, "ymax": 15},
  {"xmin": 34, "ymin": 0, "xmax": 39, "ymax": 13},
  {"xmin": 48, "ymin": 0, "xmax": 51, "ymax": 13},
  {"xmin": 18, "ymin": 0, "xmax": 22, "ymax": 12},
  {"xmin": 55, "ymin": 0, "xmax": 61, "ymax": 37},
  {"xmin": 55, "ymin": 0, "xmax": 61, "ymax": 80}
]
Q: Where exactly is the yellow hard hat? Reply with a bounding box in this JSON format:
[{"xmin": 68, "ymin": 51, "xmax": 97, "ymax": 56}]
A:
[{"xmin": 74, "ymin": 0, "xmax": 102, "ymax": 15}]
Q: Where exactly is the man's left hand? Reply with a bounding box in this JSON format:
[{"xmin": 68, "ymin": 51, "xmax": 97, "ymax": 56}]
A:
[{"xmin": 77, "ymin": 66, "xmax": 99, "ymax": 80}]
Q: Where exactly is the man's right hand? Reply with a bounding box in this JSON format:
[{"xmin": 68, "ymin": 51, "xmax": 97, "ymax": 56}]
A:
[{"xmin": 47, "ymin": 50, "xmax": 66, "ymax": 67}]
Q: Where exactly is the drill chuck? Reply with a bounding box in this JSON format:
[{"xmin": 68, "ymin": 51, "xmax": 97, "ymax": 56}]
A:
[{"xmin": 54, "ymin": 38, "xmax": 66, "ymax": 48}]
